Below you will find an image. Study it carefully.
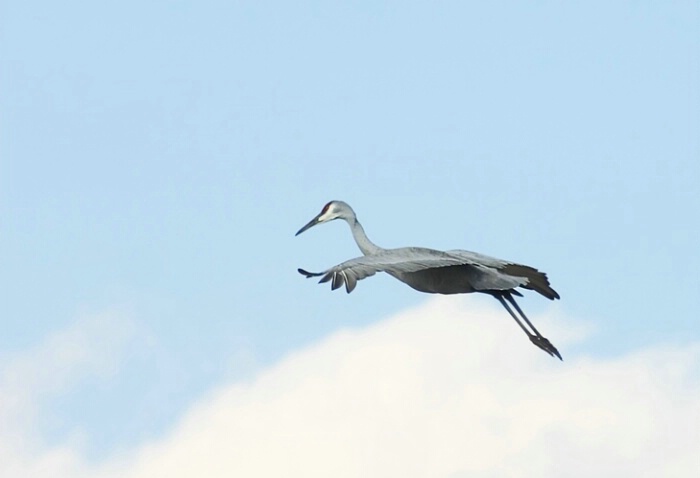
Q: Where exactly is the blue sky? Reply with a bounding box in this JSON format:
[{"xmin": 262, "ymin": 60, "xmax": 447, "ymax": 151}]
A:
[{"xmin": 1, "ymin": 0, "xmax": 699, "ymax": 472}]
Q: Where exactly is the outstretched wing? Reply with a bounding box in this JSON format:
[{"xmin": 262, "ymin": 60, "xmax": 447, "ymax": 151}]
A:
[
  {"xmin": 298, "ymin": 247, "xmax": 464, "ymax": 293},
  {"xmin": 298, "ymin": 247, "xmax": 526, "ymax": 294}
]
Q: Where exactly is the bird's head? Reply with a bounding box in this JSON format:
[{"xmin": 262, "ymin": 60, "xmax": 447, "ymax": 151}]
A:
[{"xmin": 295, "ymin": 200, "xmax": 356, "ymax": 236}]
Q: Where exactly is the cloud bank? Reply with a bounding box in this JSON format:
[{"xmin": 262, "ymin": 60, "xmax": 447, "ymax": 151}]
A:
[
  {"xmin": 2, "ymin": 298, "xmax": 698, "ymax": 478},
  {"xmin": 0, "ymin": 312, "xmax": 135, "ymax": 478}
]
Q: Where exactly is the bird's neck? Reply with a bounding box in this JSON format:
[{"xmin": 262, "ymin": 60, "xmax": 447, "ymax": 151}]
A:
[{"xmin": 349, "ymin": 218, "xmax": 383, "ymax": 256}]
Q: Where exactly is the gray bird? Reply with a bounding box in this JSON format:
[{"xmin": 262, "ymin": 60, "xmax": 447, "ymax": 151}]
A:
[{"xmin": 296, "ymin": 200, "xmax": 562, "ymax": 360}]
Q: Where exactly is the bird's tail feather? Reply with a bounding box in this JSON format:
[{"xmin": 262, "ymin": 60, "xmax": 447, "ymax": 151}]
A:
[{"xmin": 501, "ymin": 264, "xmax": 560, "ymax": 300}]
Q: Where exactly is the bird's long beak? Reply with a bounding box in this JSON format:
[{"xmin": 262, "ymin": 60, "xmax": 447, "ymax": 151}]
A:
[{"xmin": 295, "ymin": 213, "xmax": 323, "ymax": 236}]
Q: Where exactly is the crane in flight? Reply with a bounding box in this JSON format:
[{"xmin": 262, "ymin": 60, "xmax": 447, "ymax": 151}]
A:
[{"xmin": 296, "ymin": 200, "xmax": 562, "ymax": 360}]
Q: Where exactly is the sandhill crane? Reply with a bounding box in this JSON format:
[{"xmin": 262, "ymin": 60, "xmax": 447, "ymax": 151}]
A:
[{"xmin": 296, "ymin": 200, "xmax": 562, "ymax": 360}]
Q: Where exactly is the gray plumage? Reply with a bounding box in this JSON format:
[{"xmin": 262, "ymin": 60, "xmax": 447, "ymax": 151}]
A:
[{"xmin": 296, "ymin": 200, "xmax": 562, "ymax": 360}]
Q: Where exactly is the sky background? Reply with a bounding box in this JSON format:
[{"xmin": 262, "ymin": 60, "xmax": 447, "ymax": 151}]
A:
[{"xmin": 1, "ymin": 1, "xmax": 699, "ymax": 476}]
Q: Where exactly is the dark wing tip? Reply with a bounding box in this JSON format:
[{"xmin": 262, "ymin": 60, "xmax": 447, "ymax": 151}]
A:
[
  {"xmin": 319, "ymin": 272, "xmax": 333, "ymax": 284},
  {"xmin": 331, "ymin": 272, "xmax": 343, "ymax": 290},
  {"xmin": 298, "ymin": 268, "xmax": 324, "ymax": 278},
  {"xmin": 345, "ymin": 273, "xmax": 357, "ymax": 293}
]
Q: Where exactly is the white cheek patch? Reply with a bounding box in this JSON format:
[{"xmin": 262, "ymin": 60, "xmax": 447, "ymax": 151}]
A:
[{"xmin": 318, "ymin": 207, "xmax": 336, "ymax": 222}]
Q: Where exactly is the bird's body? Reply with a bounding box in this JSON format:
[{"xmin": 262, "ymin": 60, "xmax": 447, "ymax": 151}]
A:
[{"xmin": 296, "ymin": 200, "xmax": 562, "ymax": 360}]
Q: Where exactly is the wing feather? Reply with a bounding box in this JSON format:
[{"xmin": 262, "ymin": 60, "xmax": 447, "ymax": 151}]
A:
[
  {"xmin": 300, "ymin": 247, "xmax": 521, "ymax": 293},
  {"xmin": 299, "ymin": 247, "xmax": 557, "ymax": 299}
]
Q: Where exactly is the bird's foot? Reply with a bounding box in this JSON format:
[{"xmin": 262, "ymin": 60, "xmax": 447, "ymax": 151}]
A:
[{"xmin": 530, "ymin": 335, "xmax": 563, "ymax": 361}]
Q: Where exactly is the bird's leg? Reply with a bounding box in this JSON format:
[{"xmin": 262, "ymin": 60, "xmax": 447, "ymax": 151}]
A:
[
  {"xmin": 493, "ymin": 294, "xmax": 533, "ymax": 338},
  {"xmin": 503, "ymin": 293, "xmax": 543, "ymax": 337},
  {"xmin": 509, "ymin": 294, "xmax": 561, "ymax": 360},
  {"xmin": 502, "ymin": 293, "xmax": 562, "ymax": 360},
  {"xmin": 494, "ymin": 293, "xmax": 562, "ymax": 360}
]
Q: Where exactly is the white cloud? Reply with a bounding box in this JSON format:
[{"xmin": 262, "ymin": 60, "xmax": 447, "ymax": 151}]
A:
[
  {"xmin": 0, "ymin": 312, "xmax": 135, "ymax": 478},
  {"xmin": 3, "ymin": 298, "xmax": 699, "ymax": 478}
]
